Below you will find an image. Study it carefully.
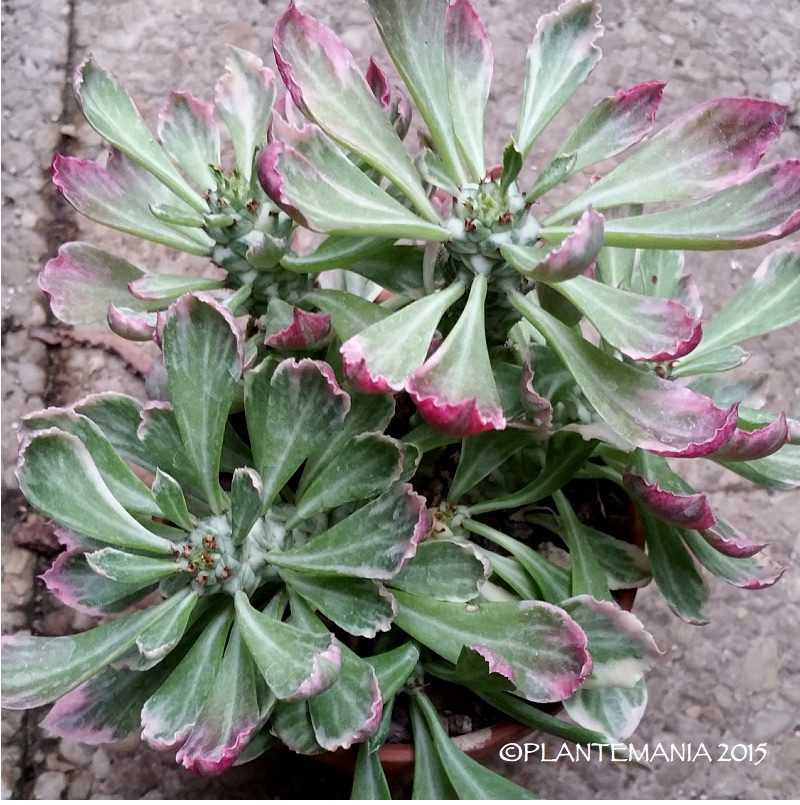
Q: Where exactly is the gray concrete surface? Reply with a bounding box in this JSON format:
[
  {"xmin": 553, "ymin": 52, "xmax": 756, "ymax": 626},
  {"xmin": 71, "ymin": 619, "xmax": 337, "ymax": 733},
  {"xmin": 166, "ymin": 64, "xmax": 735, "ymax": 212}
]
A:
[{"xmin": 2, "ymin": 0, "xmax": 798, "ymax": 798}]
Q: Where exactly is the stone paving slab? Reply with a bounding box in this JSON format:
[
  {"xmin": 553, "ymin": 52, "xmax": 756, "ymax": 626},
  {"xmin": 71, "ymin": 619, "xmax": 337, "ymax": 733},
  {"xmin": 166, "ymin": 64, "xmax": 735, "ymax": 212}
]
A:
[{"xmin": 1, "ymin": 0, "xmax": 798, "ymax": 798}]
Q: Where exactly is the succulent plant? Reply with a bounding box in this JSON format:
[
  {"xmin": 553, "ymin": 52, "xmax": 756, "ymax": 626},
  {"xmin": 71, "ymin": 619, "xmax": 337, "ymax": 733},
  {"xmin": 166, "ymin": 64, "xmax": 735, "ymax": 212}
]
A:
[{"xmin": 4, "ymin": 0, "xmax": 799, "ymax": 798}]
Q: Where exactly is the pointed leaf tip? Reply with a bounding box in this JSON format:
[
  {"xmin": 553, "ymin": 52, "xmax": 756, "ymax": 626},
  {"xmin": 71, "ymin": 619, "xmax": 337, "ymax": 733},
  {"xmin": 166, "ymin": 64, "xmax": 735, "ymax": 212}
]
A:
[
  {"xmin": 624, "ymin": 472, "xmax": 715, "ymax": 530},
  {"xmin": 445, "ymin": 0, "xmax": 493, "ymax": 179},
  {"xmin": 157, "ymin": 91, "xmax": 221, "ymax": 193},
  {"xmin": 515, "ymin": 0, "xmax": 603, "ymax": 158},
  {"xmin": 273, "ymin": 3, "xmax": 437, "ymax": 220},
  {"xmin": 51, "ymin": 152, "xmax": 214, "ymax": 256},
  {"xmin": 711, "ymin": 414, "xmax": 789, "ymax": 463},
  {"xmin": 258, "ymin": 139, "xmax": 448, "ymax": 241},
  {"xmin": 510, "ymin": 292, "xmax": 739, "ymax": 457},
  {"xmin": 467, "ymin": 645, "xmax": 517, "ymax": 684},
  {"xmin": 408, "ymin": 392, "xmax": 507, "ymax": 438},
  {"xmin": 340, "ymin": 281, "xmax": 465, "ymax": 393},
  {"xmin": 214, "ymin": 46, "xmax": 276, "ymax": 183},
  {"xmin": 39, "ymin": 242, "xmax": 153, "ymax": 326},
  {"xmin": 407, "ymin": 276, "xmax": 506, "ymax": 437},
  {"xmin": 365, "ymin": 57, "xmax": 391, "ymax": 108},
  {"xmin": 553, "ymin": 81, "xmax": 665, "ymax": 176},
  {"xmin": 552, "ymin": 99, "xmax": 791, "ymax": 224},
  {"xmin": 72, "ymin": 57, "xmax": 207, "ymax": 211},
  {"xmin": 265, "ymin": 305, "xmax": 331, "ymax": 350},
  {"xmin": 505, "ymin": 207, "xmax": 604, "ymax": 281}
]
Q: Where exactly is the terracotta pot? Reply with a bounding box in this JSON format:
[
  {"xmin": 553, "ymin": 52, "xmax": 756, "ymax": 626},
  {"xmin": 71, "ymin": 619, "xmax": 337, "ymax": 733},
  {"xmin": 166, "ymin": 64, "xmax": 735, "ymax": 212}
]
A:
[{"xmin": 316, "ymin": 500, "xmax": 646, "ymax": 775}]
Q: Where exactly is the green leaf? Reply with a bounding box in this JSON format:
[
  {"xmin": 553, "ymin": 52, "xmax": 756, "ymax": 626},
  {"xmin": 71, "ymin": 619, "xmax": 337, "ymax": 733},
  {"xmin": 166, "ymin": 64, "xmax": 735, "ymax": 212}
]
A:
[
  {"xmin": 671, "ymin": 345, "xmax": 748, "ymax": 378},
  {"xmin": 266, "ymin": 484, "xmax": 427, "ymax": 579},
  {"xmin": 583, "ymin": 527, "xmax": 651, "ymax": 590},
  {"xmin": 17, "ymin": 430, "xmax": 173, "ymax": 555},
  {"xmin": 410, "ymin": 693, "xmax": 460, "ymax": 799},
  {"xmin": 215, "ymin": 47, "xmax": 276, "ymax": 183},
  {"xmin": 74, "ymin": 58, "xmax": 206, "ymax": 210},
  {"xmin": 39, "ymin": 243, "xmax": 155, "ymax": 326},
  {"xmin": 86, "ymin": 547, "xmax": 180, "ymax": 587},
  {"xmin": 596, "ymin": 245, "xmax": 635, "ymax": 289},
  {"xmin": 152, "ymin": 469, "xmax": 194, "ymax": 531},
  {"xmin": 426, "ymin": 645, "xmax": 515, "ymax": 695},
  {"xmin": 467, "ymin": 431, "xmax": 597, "ymax": 515},
  {"xmin": 175, "ymin": 621, "xmax": 269, "ymax": 775},
  {"xmin": 299, "ymin": 393, "xmax": 395, "ymax": 497},
  {"xmin": 246, "ymin": 358, "xmax": 350, "ymax": 510},
  {"xmin": 280, "ymin": 570, "xmax": 397, "ymax": 638},
  {"xmin": 416, "ymin": 148, "xmax": 461, "ymax": 195},
  {"xmin": 53, "ymin": 152, "xmax": 213, "ymax": 255},
  {"xmin": 1, "ymin": 590, "xmax": 192, "ymax": 709},
  {"xmin": 41, "ymin": 550, "xmax": 154, "ymax": 616},
  {"xmin": 681, "ymin": 529, "xmax": 786, "ymax": 589},
  {"xmin": 234, "ymin": 591, "xmax": 341, "ymax": 701},
  {"xmin": 291, "ymin": 433, "xmax": 404, "ymax": 526},
  {"xmin": 687, "ymin": 246, "xmax": 800, "ymax": 359},
  {"xmin": 545, "ymin": 274, "xmax": 701, "ymax": 362},
  {"xmin": 40, "ymin": 662, "xmax": 173, "ymax": 745},
  {"xmin": 717, "ymin": 443, "xmax": 800, "ymax": 490},
  {"xmin": 549, "ymin": 98, "xmax": 786, "ymax": 223},
  {"xmin": 233, "ymin": 729, "xmax": 278, "ymax": 766},
  {"xmin": 574, "ymin": 162, "xmax": 800, "ymax": 250},
  {"xmin": 402, "ymin": 422, "xmax": 460, "ymax": 454},
  {"xmin": 564, "ymin": 679, "xmax": 647, "ymax": 742},
  {"xmin": 340, "ymin": 281, "xmax": 465, "ymax": 392},
  {"xmin": 141, "ymin": 606, "xmax": 232, "ymax": 750},
  {"xmin": 464, "ymin": 520, "xmax": 572, "ymax": 604},
  {"xmin": 75, "ymin": 393, "xmax": 151, "ymax": 470},
  {"xmin": 406, "ymin": 274, "xmax": 506, "ymax": 437},
  {"xmin": 343, "ymin": 245, "xmax": 430, "ymax": 297},
  {"xmin": 262, "ymin": 137, "xmax": 449, "ymax": 241},
  {"xmin": 274, "ymin": 6, "xmax": 437, "ymax": 221},
  {"xmin": 445, "ymin": 0, "xmax": 493, "ymax": 180},
  {"xmin": 483, "ymin": 550, "xmax": 542, "ymax": 600},
  {"xmin": 157, "ymin": 91, "xmax": 221, "ymax": 193},
  {"xmin": 230, "ymin": 468, "xmax": 263, "ymax": 545},
  {"xmin": 553, "ymin": 490, "xmax": 611, "ymax": 601},
  {"xmin": 134, "ymin": 588, "xmax": 198, "ymax": 662},
  {"xmin": 638, "ymin": 508, "xmax": 709, "ymax": 624},
  {"xmin": 514, "ymin": 0, "xmax": 602, "ymax": 159},
  {"xmin": 388, "ymin": 540, "xmax": 489, "ymax": 602},
  {"xmin": 137, "ymin": 402, "xmax": 204, "ymax": 502},
  {"xmin": 365, "ymin": 643, "xmax": 421, "ymax": 702},
  {"xmin": 367, "ymin": 0, "xmax": 467, "ymax": 185},
  {"xmin": 500, "ymin": 141, "xmax": 525, "ymax": 193},
  {"xmin": 412, "ymin": 692, "xmax": 539, "ymax": 798},
  {"xmin": 394, "ymin": 591, "xmax": 591, "ymax": 703},
  {"xmin": 509, "ymin": 292, "xmax": 738, "ymax": 457},
  {"xmin": 634, "ymin": 248, "xmax": 684, "ymax": 298},
  {"xmin": 464, "ymin": 520, "xmax": 571, "ymax": 604},
  {"xmin": 552, "ymin": 81, "xmax": 665, "ymax": 175},
  {"xmin": 352, "ymin": 744, "xmax": 391, "ymax": 800},
  {"xmin": 162, "ymin": 294, "xmax": 243, "ymax": 513},
  {"xmin": 21, "ymin": 409, "xmax": 160, "ymax": 516},
  {"xmin": 271, "ymin": 700, "xmax": 324, "ymax": 755},
  {"xmin": 308, "ymin": 645, "xmax": 383, "ymax": 751},
  {"xmin": 525, "ymin": 153, "xmax": 576, "ymax": 203},
  {"xmin": 282, "ymin": 235, "xmax": 393, "ymax": 272},
  {"xmin": 303, "ymin": 289, "xmax": 391, "ymax": 342},
  {"xmin": 480, "ymin": 689, "xmax": 608, "ymax": 746},
  {"xmin": 560, "ymin": 596, "xmax": 661, "ymax": 689},
  {"xmin": 449, "ymin": 429, "xmax": 533, "ymax": 503},
  {"xmin": 127, "ymin": 273, "xmax": 225, "ymax": 302},
  {"xmin": 148, "ymin": 202, "xmax": 204, "ymax": 228}
]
